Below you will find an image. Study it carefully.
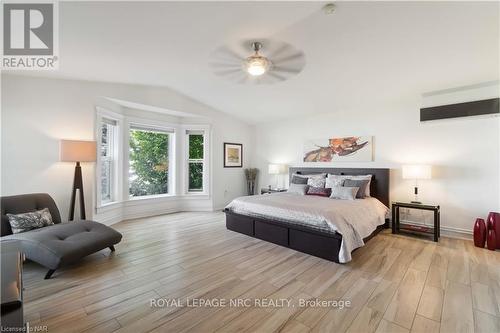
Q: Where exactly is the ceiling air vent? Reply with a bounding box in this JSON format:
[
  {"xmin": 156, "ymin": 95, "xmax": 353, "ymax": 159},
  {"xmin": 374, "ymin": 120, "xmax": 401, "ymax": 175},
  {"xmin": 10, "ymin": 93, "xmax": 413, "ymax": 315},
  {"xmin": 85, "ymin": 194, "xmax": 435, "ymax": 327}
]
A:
[{"xmin": 420, "ymin": 82, "xmax": 499, "ymax": 122}]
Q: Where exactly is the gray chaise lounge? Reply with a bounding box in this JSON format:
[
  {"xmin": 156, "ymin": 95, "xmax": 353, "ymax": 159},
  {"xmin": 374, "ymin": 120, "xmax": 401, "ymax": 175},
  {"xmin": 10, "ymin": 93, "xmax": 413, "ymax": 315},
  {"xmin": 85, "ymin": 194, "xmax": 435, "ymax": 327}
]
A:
[{"xmin": 1, "ymin": 193, "xmax": 122, "ymax": 279}]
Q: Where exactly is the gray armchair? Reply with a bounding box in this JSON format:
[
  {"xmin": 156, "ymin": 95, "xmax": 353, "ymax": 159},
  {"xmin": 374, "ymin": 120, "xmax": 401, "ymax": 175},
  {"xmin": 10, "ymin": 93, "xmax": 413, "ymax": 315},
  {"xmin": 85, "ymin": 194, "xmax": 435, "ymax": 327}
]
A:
[{"xmin": 1, "ymin": 193, "xmax": 122, "ymax": 279}]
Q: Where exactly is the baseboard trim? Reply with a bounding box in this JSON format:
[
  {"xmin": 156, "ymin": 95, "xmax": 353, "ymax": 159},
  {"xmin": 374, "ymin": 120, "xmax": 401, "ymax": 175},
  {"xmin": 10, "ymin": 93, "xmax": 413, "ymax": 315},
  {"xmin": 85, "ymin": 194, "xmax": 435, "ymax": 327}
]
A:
[
  {"xmin": 399, "ymin": 219, "xmax": 472, "ymax": 240},
  {"xmin": 94, "ymin": 197, "xmax": 213, "ymax": 225}
]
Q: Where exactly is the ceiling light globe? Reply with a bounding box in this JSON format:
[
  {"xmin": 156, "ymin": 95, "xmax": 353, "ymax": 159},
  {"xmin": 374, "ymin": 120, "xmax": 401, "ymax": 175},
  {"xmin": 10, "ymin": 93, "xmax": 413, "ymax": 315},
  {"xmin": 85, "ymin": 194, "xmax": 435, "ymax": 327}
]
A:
[{"xmin": 245, "ymin": 55, "xmax": 270, "ymax": 76}]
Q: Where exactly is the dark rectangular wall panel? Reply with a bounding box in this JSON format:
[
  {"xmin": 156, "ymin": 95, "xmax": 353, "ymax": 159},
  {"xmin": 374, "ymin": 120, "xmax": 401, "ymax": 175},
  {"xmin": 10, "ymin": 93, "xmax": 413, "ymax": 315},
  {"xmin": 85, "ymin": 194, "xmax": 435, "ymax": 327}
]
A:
[{"xmin": 420, "ymin": 98, "xmax": 499, "ymax": 122}]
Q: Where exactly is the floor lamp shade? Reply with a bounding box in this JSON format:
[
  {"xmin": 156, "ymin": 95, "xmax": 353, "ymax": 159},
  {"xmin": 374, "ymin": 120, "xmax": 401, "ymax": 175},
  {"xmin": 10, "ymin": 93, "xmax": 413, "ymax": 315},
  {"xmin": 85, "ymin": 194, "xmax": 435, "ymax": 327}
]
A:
[
  {"xmin": 60, "ymin": 140, "xmax": 97, "ymax": 162},
  {"xmin": 60, "ymin": 140, "xmax": 96, "ymax": 221}
]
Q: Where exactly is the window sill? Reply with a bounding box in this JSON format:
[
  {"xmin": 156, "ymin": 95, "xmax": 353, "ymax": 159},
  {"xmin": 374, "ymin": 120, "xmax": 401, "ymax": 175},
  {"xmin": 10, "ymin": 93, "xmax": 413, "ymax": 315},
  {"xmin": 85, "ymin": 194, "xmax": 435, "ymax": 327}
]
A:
[
  {"xmin": 128, "ymin": 193, "xmax": 176, "ymax": 202},
  {"xmin": 98, "ymin": 201, "xmax": 118, "ymax": 207},
  {"xmin": 183, "ymin": 192, "xmax": 209, "ymax": 198},
  {"xmin": 95, "ymin": 201, "xmax": 122, "ymax": 215},
  {"xmin": 96, "ymin": 193, "xmax": 211, "ymax": 213}
]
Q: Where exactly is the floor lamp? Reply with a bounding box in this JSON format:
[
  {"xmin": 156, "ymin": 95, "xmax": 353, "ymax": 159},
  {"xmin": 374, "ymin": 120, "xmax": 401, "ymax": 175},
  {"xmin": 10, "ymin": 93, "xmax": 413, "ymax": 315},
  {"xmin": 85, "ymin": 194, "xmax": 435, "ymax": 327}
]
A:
[{"xmin": 60, "ymin": 140, "xmax": 97, "ymax": 221}]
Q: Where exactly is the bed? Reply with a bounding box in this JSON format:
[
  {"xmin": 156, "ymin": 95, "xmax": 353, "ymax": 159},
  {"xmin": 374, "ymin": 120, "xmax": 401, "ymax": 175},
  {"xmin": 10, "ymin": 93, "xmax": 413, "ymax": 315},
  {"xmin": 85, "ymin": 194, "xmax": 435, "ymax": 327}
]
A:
[{"xmin": 224, "ymin": 167, "xmax": 390, "ymax": 263}]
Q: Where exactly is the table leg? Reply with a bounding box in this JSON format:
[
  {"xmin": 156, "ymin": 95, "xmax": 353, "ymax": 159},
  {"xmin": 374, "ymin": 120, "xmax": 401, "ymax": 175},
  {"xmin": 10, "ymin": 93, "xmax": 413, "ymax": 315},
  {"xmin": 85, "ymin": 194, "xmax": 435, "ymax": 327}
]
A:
[
  {"xmin": 392, "ymin": 206, "xmax": 396, "ymax": 234},
  {"xmin": 396, "ymin": 206, "xmax": 400, "ymax": 233},
  {"xmin": 437, "ymin": 210, "xmax": 440, "ymax": 238},
  {"xmin": 433, "ymin": 209, "xmax": 438, "ymax": 242}
]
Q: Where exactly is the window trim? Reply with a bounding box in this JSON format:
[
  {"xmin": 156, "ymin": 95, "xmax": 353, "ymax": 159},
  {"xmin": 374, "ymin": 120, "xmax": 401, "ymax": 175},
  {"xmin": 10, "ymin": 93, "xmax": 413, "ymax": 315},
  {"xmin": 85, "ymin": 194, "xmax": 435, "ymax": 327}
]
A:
[{"xmin": 95, "ymin": 108, "xmax": 123, "ymax": 209}]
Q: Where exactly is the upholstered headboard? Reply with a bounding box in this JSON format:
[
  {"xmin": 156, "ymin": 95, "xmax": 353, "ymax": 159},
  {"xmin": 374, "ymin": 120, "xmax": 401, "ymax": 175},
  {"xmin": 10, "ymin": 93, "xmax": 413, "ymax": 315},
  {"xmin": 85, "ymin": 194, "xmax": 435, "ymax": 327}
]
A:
[{"xmin": 289, "ymin": 167, "xmax": 390, "ymax": 207}]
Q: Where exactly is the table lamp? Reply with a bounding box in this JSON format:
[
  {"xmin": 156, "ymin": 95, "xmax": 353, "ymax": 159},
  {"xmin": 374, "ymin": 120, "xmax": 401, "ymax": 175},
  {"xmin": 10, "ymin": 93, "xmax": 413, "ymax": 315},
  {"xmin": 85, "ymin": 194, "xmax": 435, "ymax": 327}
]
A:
[
  {"xmin": 268, "ymin": 164, "xmax": 287, "ymax": 190},
  {"xmin": 60, "ymin": 140, "xmax": 97, "ymax": 220},
  {"xmin": 402, "ymin": 164, "xmax": 432, "ymax": 204}
]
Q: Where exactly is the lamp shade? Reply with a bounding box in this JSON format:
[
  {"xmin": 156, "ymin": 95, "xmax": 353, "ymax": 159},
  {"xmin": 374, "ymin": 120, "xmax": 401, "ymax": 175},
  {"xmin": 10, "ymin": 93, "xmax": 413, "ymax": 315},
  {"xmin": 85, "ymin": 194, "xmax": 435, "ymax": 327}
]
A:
[
  {"xmin": 60, "ymin": 140, "xmax": 97, "ymax": 162},
  {"xmin": 402, "ymin": 165, "xmax": 432, "ymax": 180},
  {"xmin": 268, "ymin": 164, "xmax": 287, "ymax": 175}
]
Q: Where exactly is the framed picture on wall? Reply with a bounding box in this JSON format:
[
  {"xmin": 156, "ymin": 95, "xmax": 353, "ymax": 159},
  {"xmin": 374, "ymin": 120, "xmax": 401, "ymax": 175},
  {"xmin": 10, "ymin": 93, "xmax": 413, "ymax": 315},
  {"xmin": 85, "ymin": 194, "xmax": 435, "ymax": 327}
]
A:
[
  {"xmin": 224, "ymin": 142, "xmax": 243, "ymax": 168},
  {"xmin": 303, "ymin": 136, "xmax": 373, "ymax": 162}
]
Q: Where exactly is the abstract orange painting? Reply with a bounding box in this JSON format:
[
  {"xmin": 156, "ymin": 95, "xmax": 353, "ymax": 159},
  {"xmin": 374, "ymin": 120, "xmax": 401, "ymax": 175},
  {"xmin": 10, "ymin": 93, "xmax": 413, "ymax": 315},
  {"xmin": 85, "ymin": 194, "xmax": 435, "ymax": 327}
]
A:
[{"xmin": 303, "ymin": 136, "xmax": 373, "ymax": 162}]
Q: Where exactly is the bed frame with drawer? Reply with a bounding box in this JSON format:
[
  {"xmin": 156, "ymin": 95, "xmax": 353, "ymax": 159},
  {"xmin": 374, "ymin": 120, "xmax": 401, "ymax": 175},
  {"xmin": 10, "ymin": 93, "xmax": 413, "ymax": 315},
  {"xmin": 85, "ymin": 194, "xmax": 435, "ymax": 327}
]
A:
[{"xmin": 224, "ymin": 167, "xmax": 390, "ymax": 263}]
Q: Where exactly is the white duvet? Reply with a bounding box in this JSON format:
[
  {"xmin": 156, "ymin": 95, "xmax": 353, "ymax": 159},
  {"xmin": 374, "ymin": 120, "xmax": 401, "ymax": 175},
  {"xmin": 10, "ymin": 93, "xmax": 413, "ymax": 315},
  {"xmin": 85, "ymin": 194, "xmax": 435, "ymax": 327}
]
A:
[{"xmin": 225, "ymin": 193, "xmax": 389, "ymax": 263}]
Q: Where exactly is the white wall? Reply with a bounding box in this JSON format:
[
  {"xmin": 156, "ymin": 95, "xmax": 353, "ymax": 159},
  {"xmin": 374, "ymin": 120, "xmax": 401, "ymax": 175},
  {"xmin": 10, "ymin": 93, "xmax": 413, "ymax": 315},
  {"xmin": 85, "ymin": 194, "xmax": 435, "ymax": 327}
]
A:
[
  {"xmin": 1, "ymin": 74, "xmax": 253, "ymax": 222},
  {"xmin": 254, "ymin": 97, "xmax": 500, "ymax": 237}
]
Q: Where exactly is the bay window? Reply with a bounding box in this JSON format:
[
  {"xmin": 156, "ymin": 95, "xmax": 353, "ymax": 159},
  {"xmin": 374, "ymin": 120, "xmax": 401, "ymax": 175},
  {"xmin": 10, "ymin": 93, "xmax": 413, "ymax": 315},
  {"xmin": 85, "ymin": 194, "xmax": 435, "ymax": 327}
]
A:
[{"xmin": 96, "ymin": 108, "xmax": 210, "ymax": 214}]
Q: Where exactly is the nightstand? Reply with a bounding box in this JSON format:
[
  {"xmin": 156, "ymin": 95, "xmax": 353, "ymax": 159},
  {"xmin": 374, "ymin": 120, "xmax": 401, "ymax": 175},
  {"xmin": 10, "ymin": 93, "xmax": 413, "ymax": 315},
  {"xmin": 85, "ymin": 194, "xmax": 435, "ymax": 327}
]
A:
[
  {"xmin": 261, "ymin": 188, "xmax": 287, "ymax": 195},
  {"xmin": 392, "ymin": 202, "xmax": 440, "ymax": 242}
]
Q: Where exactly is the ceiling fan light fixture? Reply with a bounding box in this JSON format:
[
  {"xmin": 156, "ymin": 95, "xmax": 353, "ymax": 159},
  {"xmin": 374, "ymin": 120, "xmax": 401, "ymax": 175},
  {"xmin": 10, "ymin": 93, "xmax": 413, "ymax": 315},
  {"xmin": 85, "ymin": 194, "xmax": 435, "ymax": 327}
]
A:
[
  {"xmin": 245, "ymin": 55, "xmax": 270, "ymax": 76},
  {"xmin": 244, "ymin": 41, "xmax": 271, "ymax": 76}
]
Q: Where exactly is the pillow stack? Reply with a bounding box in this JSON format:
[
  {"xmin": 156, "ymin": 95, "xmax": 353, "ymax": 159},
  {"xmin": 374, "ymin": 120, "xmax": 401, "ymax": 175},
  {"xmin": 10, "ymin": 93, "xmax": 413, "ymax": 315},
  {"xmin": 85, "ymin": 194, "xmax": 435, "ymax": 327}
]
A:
[
  {"xmin": 288, "ymin": 173, "xmax": 327, "ymax": 196},
  {"xmin": 288, "ymin": 173, "xmax": 372, "ymax": 200},
  {"xmin": 326, "ymin": 174, "xmax": 372, "ymax": 200}
]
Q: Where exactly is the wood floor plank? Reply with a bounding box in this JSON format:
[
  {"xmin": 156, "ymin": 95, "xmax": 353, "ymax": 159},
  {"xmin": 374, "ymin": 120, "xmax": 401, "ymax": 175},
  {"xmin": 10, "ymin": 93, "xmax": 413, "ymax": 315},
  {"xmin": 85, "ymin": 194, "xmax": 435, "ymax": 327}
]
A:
[
  {"xmin": 426, "ymin": 265, "xmax": 447, "ymax": 290},
  {"xmin": 346, "ymin": 279, "xmax": 400, "ymax": 333},
  {"xmin": 375, "ymin": 319, "xmax": 409, "ymax": 333},
  {"xmin": 473, "ymin": 309, "xmax": 500, "ymax": 333},
  {"xmin": 471, "ymin": 282, "xmax": 499, "ymax": 316},
  {"xmin": 416, "ymin": 285, "xmax": 443, "ymax": 322},
  {"xmin": 311, "ymin": 277, "xmax": 378, "ymax": 333},
  {"xmin": 446, "ymin": 254, "xmax": 470, "ymax": 285},
  {"xmin": 383, "ymin": 268, "xmax": 427, "ymax": 329},
  {"xmin": 411, "ymin": 315, "xmax": 440, "ymax": 333},
  {"xmin": 441, "ymin": 281, "xmax": 474, "ymax": 333}
]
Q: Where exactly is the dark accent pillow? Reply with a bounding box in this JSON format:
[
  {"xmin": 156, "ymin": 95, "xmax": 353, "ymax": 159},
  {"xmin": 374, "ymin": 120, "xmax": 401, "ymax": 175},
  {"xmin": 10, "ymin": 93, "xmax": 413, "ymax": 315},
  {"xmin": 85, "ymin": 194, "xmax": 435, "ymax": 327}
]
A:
[
  {"xmin": 306, "ymin": 186, "xmax": 332, "ymax": 197},
  {"xmin": 343, "ymin": 179, "xmax": 370, "ymax": 199},
  {"xmin": 6, "ymin": 208, "xmax": 54, "ymax": 234},
  {"xmin": 291, "ymin": 174, "xmax": 308, "ymax": 185}
]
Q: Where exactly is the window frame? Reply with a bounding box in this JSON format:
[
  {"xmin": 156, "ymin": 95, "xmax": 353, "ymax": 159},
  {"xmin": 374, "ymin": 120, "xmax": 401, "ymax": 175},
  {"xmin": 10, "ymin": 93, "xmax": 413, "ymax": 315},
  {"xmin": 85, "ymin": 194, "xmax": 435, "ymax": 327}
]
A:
[
  {"xmin": 126, "ymin": 119, "xmax": 176, "ymax": 200},
  {"xmin": 183, "ymin": 125, "xmax": 210, "ymax": 196},
  {"xmin": 95, "ymin": 108, "xmax": 123, "ymax": 209}
]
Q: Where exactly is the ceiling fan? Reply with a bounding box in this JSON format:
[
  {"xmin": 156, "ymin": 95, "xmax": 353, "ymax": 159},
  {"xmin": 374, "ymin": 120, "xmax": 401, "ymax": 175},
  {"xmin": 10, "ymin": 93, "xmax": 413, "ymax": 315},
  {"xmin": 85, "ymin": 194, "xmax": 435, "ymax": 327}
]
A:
[{"xmin": 209, "ymin": 40, "xmax": 306, "ymax": 84}]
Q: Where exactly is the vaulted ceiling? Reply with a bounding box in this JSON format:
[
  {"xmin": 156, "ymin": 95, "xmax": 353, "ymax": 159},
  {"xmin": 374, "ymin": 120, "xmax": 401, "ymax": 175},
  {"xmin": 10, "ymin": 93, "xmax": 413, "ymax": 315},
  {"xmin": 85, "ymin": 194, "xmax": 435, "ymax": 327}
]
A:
[{"xmin": 11, "ymin": 1, "xmax": 499, "ymax": 124}]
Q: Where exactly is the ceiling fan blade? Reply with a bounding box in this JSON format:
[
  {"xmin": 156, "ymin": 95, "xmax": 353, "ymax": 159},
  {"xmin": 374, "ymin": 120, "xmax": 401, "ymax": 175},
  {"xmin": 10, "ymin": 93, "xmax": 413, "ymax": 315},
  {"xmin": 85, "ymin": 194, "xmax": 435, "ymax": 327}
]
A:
[
  {"xmin": 209, "ymin": 62, "xmax": 241, "ymax": 69},
  {"xmin": 272, "ymin": 66, "xmax": 302, "ymax": 74},
  {"xmin": 268, "ymin": 43, "xmax": 293, "ymax": 59},
  {"xmin": 237, "ymin": 75, "xmax": 250, "ymax": 84},
  {"xmin": 272, "ymin": 52, "xmax": 304, "ymax": 64},
  {"xmin": 213, "ymin": 68, "xmax": 242, "ymax": 76},
  {"xmin": 214, "ymin": 46, "xmax": 245, "ymax": 62},
  {"xmin": 267, "ymin": 71, "xmax": 287, "ymax": 81}
]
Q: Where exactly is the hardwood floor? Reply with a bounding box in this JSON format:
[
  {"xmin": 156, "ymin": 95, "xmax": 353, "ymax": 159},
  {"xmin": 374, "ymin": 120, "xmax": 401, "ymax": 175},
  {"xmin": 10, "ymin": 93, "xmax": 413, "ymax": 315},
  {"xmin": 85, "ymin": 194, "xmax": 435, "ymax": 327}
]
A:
[{"xmin": 22, "ymin": 212, "xmax": 500, "ymax": 333}]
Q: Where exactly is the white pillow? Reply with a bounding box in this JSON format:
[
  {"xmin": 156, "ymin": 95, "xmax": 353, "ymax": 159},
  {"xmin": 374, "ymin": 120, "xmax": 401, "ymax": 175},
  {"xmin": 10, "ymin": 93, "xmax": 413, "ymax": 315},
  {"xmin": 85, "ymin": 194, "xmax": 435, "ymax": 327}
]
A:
[
  {"xmin": 325, "ymin": 177, "xmax": 344, "ymax": 189},
  {"xmin": 287, "ymin": 184, "xmax": 309, "ymax": 195},
  {"xmin": 327, "ymin": 174, "xmax": 372, "ymax": 197},
  {"xmin": 330, "ymin": 186, "xmax": 359, "ymax": 200}
]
